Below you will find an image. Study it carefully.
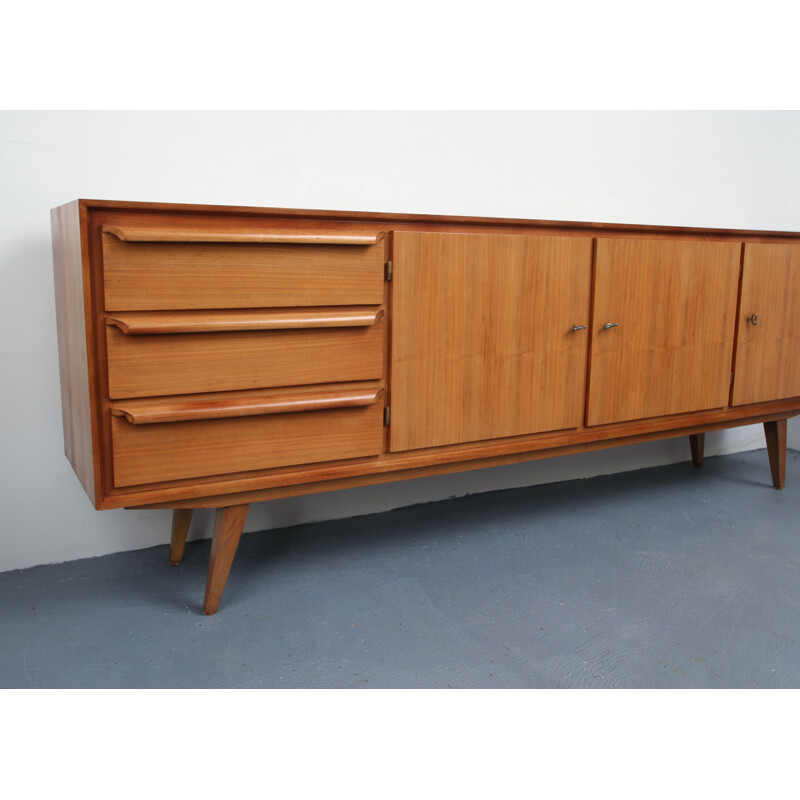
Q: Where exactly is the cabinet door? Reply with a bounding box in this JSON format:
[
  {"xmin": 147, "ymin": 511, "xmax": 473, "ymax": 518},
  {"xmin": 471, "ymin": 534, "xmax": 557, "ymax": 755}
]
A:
[
  {"xmin": 587, "ymin": 238, "xmax": 740, "ymax": 426},
  {"xmin": 390, "ymin": 231, "xmax": 592, "ymax": 452},
  {"xmin": 732, "ymin": 243, "xmax": 800, "ymax": 406}
]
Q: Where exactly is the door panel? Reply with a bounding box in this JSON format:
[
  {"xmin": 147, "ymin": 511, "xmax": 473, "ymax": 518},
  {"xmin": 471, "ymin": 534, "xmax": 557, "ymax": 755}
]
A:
[
  {"xmin": 390, "ymin": 232, "xmax": 592, "ymax": 452},
  {"xmin": 587, "ymin": 238, "xmax": 740, "ymax": 426},
  {"xmin": 732, "ymin": 243, "xmax": 800, "ymax": 406}
]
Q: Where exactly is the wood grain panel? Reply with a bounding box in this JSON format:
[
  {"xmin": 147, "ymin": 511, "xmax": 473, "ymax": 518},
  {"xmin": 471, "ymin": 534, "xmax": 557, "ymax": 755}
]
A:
[
  {"xmin": 51, "ymin": 201, "xmax": 100, "ymax": 504},
  {"xmin": 390, "ymin": 232, "xmax": 592, "ymax": 451},
  {"xmin": 732, "ymin": 243, "xmax": 800, "ymax": 406},
  {"xmin": 587, "ymin": 238, "xmax": 740, "ymax": 426},
  {"xmin": 106, "ymin": 318, "xmax": 384, "ymax": 398},
  {"xmin": 111, "ymin": 389, "xmax": 384, "ymax": 487},
  {"xmin": 102, "ymin": 235, "xmax": 385, "ymax": 310}
]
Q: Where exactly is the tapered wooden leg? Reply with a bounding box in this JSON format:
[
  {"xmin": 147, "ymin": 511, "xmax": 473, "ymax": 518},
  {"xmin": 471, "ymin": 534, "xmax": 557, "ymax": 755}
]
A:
[
  {"xmin": 689, "ymin": 433, "xmax": 705, "ymax": 467},
  {"xmin": 169, "ymin": 509, "xmax": 194, "ymax": 565},
  {"xmin": 764, "ymin": 419, "xmax": 787, "ymax": 490},
  {"xmin": 203, "ymin": 504, "xmax": 250, "ymax": 615}
]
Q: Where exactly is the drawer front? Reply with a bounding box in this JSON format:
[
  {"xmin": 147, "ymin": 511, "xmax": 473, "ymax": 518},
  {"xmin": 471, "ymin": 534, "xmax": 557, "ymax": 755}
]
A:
[
  {"xmin": 102, "ymin": 235, "xmax": 385, "ymax": 310},
  {"xmin": 110, "ymin": 390, "xmax": 384, "ymax": 487},
  {"xmin": 106, "ymin": 319, "xmax": 384, "ymax": 399}
]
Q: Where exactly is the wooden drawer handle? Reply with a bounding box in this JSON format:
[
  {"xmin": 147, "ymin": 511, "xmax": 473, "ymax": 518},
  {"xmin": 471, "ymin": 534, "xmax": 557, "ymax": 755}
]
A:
[
  {"xmin": 103, "ymin": 225, "xmax": 380, "ymax": 245},
  {"xmin": 111, "ymin": 387, "xmax": 384, "ymax": 425},
  {"xmin": 106, "ymin": 307, "xmax": 384, "ymax": 335}
]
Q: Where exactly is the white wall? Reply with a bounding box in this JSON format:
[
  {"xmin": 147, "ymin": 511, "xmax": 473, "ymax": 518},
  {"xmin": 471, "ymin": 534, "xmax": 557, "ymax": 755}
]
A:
[{"xmin": 1, "ymin": 111, "xmax": 798, "ymax": 572}]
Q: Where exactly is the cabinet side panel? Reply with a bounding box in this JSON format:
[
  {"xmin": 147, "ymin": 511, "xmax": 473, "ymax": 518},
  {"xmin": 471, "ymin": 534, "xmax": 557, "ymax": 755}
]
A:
[{"xmin": 52, "ymin": 201, "xmax": 98, "ymax": 505}]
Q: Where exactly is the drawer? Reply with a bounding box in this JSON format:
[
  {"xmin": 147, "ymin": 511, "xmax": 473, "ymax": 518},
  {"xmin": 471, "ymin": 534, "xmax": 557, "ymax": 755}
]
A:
[
  {"xmin": 109, "ymin": 382, "xmax": 384, "ymax": 487},
  {"xmin": 105, "ymin": 307, "xmax": 384, "ymax": 399},
  {"xmin": 101, "ymin": 227, "xmax": 386, "ymax": 310}
]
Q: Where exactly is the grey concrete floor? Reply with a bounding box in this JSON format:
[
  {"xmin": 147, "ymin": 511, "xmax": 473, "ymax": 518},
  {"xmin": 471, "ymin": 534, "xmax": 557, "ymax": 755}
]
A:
[{"xmin": 2, "ymin": 448, "xmax": 799, "ymax": 689}]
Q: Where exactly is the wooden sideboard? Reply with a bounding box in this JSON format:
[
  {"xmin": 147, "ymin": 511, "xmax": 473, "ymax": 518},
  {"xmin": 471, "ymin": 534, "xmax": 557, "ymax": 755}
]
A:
[{"xmin": 51, "ymin": 200, "xmax": 800, "ymax": 614}]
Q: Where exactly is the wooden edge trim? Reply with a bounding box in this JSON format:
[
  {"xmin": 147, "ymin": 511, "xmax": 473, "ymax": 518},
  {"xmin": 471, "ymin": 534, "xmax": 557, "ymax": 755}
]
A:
[
  {"xmin": 75, "ymin": 200, "xmax": 800, "ymax": 240},
  {"xmin": 105, "ymin": 307, "xmax": 384, "ymax": 335},
  {"xmin": 111, "ymin": 387, "xmax": 384, "ymax": 425},
  {"xmin": 102, "ymin": 224, "xmax": 379, "ymax": 245}
]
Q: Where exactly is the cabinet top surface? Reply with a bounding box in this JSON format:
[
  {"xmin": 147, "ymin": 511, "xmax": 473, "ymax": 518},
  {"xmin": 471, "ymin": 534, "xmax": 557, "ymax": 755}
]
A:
[{"xmin": 55, "ymin": 198, "xmax": 800, "ymax": 240}]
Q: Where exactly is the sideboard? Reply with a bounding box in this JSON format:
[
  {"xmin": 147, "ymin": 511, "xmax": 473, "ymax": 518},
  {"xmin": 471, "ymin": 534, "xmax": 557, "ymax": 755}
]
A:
[{"xmin": 51, "ymin": 200, "xmax": 800, "ymax": 614}]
